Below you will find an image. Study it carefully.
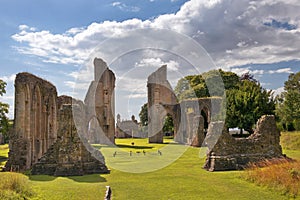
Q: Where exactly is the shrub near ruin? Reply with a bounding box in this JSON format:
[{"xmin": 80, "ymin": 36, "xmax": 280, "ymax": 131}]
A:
[
  {"xmin": 243, "ymin": 159, "xmax": 300, "ymax": 198},
  {"xmin": 0, "ymin": 172, "xmax": 35, "ymax": 200}
]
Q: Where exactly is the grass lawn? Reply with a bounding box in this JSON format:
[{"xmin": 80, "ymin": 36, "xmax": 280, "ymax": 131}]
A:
[
  {"xmin": 281, "ymin": 131, "xmax": 300, "ymax": 159},
  {"xmin": 0, "ymin": 134, "xmax": 299, "ymax": 200},
  {"xmin": 0, "ymin": 144, "xmax": 8, "ymax": 168}
]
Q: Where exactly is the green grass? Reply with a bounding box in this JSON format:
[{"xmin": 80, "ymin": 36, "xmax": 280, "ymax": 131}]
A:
[
  {"xmin": 0, "ymin": 172, "xmax": 35, "ymax": 200},
  {"xmin": 0, "ymin": 134, "xmax": 299, "ymax": 199},
  {"xmin": 0, "ymin": 144, "xmax": 8, "ymax": 168},
  {"xmin": 281, "ymin": 131, "xmax": 300, "ymax": 160}
]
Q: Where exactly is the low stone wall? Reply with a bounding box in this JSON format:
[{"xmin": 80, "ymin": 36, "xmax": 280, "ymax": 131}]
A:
[{"xmin": 204, "ymin": 115, "xmax": 284, "ymax": 171}]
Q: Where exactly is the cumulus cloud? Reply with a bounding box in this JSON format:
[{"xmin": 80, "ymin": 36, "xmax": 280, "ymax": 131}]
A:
[
  {"xmin": 0, "ymin": 74, "xmax": 16, "ymax": 83},
  {"xmin": 10, "ymin": 0, "xmax": 300, "ymax": 72},
  {"xmin": 135, "ymin": 58, "xmax": 179, "ymax": 71}
]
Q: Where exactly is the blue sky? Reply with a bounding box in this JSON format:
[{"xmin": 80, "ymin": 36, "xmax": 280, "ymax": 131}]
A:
[{"xmin": 1, "ymin": 0, "xmax": 300, "ymax": 119}]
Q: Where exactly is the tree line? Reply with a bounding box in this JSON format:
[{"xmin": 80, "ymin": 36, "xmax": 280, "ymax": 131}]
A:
[{"xmin": 139, "ymin": 69, "xmax": 300, "ymax": 134}]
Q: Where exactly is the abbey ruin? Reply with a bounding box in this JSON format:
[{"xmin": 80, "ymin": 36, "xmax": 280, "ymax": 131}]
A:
[
  {"xmin": 4, "ymin": 57, "xmax": 284, "ymax": 174},
  {"xmin": 4, "ymin": 58, "xmax": 114, "ymax": 175},
  {"xmin": 204, "ymin": 115, "xmax": 284, "ymax": 171},
  {"xmin": 147, "ymin": 65, "xmax": 222, "ymax": 147}
]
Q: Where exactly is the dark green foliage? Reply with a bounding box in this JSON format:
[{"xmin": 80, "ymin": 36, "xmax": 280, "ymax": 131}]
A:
[
  {"xmin": 163, "ymin": 114, "xmax": 174, "ymax": 134},
  {"xmin": 139, "ymin": 103, "xmax": 148, "ymax": 126},
  {"xmin": 174, "ymin": 69, "xmax": 239, "ymax": 100},
  {"xmin": 226, "ymin": 80, "xmax": 275, "ymax": 133},
  {"xmin": 174, "ymin": 69, "xmax": 275, "ymax": 133},
  {"xmin": 276, "ymin": 72, "xmax": 300, "ymax": 131},
  {"xmin": 139, "ymin": 103, "xmax": 174, "ymax": 133},
  {"xmin": 0, "ymin": 80, "xmax": 9, "ymax": 143}
]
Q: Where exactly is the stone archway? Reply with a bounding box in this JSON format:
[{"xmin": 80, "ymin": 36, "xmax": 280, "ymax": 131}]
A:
[{"xmin": 147, "ymin": 66, "xmax": 221, "ymax": 146}]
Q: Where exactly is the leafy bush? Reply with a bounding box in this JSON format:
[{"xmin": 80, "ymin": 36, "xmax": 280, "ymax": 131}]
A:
[{"xmin": 0, "ymin": 172, "xmax": 35, "ymax": 200}]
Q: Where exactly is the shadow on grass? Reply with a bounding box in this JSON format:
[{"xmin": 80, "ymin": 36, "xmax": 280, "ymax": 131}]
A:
[
  {"xmin": 116, "ymin": 144, "xmax": 154, "ymax": 149},
  {"xmin": 29, "ymin": 174, "xmax": 107, "ymax": 183},
  {"xmin": 29, "ymin": 175, "xmax": 57, "ymax": 182},
  {"xmin": 68, "ymin": 174, "xmax": 107, "ymax": 183}
]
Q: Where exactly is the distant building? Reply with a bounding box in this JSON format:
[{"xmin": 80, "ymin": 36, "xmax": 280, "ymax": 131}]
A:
[{"xmin": 115, "ymin": 114, "xmax": 147, "ymax": 138}]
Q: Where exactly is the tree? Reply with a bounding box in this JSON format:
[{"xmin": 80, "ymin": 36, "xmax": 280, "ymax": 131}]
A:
[
  {"xmin": 226, "ymin": 80, "xmax": 275, "ymax": 134},
  {"xmin": 163, "ymin": 114, "xmax": 174, "ymax": 134},
  {"xmin": 138, "ymin": 103, "xmax": 174, "ymax": 133},
  {"xmin": 139, "ymin": 103, "xmax": 148, "ymax": 126},
  {"xmin": 174, "ymin": 69, "xmax": 239, "ymax": 100},
  {"xmin": 0, "ymin": 79, "xmax": 9, "ymax": 143},
  {"xmin": 239, "ymin": 71, "xmax": 257, "ymax": 82},
  {"xmin": 276, "ymin": 72, "xmax": 300, "ymax": 130}
]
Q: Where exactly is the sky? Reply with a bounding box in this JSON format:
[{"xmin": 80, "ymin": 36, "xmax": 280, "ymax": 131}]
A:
[{"xmin": 0, "ymin": 0, "xmax": 300, "ymax": 120}]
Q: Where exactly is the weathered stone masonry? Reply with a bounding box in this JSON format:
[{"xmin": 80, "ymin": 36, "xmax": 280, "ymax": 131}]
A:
[
  {"xmin": 147, "ymin": 65, "xmax": 222, "ymax": 146},
  {"xmin": 31, "ymin": 101, "xmax": 109, "ymax": 176},
  {"xmin": 84, "ymin": 58, "xmax": 115, "ymax": 144},
  {"xmin": 204, "ymin": 115, "xmax": 284, "ymax": 171},
  {"xmin": 5, "ymin": 73, "xmax": 58, "ymax": 171},
  {"xmin": 5, "ymin": 58, "xmax": 112, "ymax": 175}
]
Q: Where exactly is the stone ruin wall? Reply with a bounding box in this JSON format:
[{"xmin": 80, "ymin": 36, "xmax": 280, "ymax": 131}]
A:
[
  {"xmin": 5, "ymin": 58, "xmax": 114, "ymax": 174},
  {"xmin": 204, "ymin": 115, "xmax": 284, "ymax": 171},
  {"xmin": 4, "ymin": 58, "xmax": 285, "ymax": 174},
  {"xmin": 5, "ymin": 73, "xmax": 58, "ymax": 171},
  {"xmin": 31, "ymin": 103, "xmax": 109, "ymax": 176},
  {"xmin": 147, "ymin": 65, "xmax": 222, "ymax": 147},
  {"xmin": 176, "ymin": 98, "xmax": 222, "ymax": 147},
  {"xmin": 84, "ymin": 58, "xmax": 115, "ymax": 144},
  {"xmin": 147, "ymin": 65, "xmax": 178, "ymax": 143}
]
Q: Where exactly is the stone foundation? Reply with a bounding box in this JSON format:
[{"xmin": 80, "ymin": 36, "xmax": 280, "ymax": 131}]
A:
[{"xmin": 204, "ymin": 115, "xmax": 284, "ymax": 171}]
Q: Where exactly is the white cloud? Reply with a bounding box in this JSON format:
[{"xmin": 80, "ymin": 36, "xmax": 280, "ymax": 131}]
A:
[
  {"xmin": 269, "ymin": 67, "xmax": 293, "ymax": 74},
  {"xmin": 111, "ymin": 2, "xmax": 140, "ymax": 12},
  {"xmin": 0, "ymin": 74, "xmax": 16, "ymax": 83},
  {"xmin": 135, "ymin": 58, "xmax": 179, "ymax": 71},
  {"xmin": 10, "ymin": 0, "xmax": 300, "ymax": 71}
]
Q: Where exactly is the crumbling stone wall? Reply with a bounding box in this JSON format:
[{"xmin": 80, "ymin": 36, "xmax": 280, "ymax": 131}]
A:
[
  {"xmin": 147, "ymin": 65, "xmax": 222, "ymax": 146},
  {"xmin": 31, "ymin": 104, "xmax": 109, "ymax": 176},
  {"xmin": 5, "ymin": 73, "xmax": 58, "ymax": 171},
  {"xmin": 147, "ymin": 65, "xmax": 178, "ymax": 143},
  {"xmin": 84, "ymin": 58, "xmax": 115, "ymax": 144},
  {"xmin": 204, "ymin": 115, "xmax": 284, "ymax": 171},
  {"xmin": 5, "ymin": 58, "xmax": 112, "ymax": 175}
]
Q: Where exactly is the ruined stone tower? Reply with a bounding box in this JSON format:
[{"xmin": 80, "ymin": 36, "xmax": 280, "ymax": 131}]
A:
[
  {"xmin": 84, "ymin": 58, "xmax": 115, "ymax": 144},
  {"xmin": 5, "ymin": 73, "xmax": 58, "ymax": 171},
  {"xmin": 147, "ymin": 65, "xmax": 178, "ymax": 143}
]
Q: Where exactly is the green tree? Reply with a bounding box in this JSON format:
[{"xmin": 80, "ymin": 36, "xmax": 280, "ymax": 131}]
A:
[
  {"xmin": 0, "ymin": 79, "xmax": 9, "ymax": 143},
  {"xmin": 163, "ymin": 114, "xmax": 174, "ymax": 134},
  {"xmin": 276, "ymin": 72, "xmax": 300, "ymax": 130},
  {"xmin": 139, "ymin": 103, "xmax": 148, "ymax": 126},
  {"xmin": 174, "ymin": 69, "xmax": 239, "ymax": 100},
  {"xmin": 139, "ymin": 103, "xmax": 174, "ymax": 133},
  {"xmin": 226, "ymin": 79, "xmax": 275, "ymax": 134}
]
